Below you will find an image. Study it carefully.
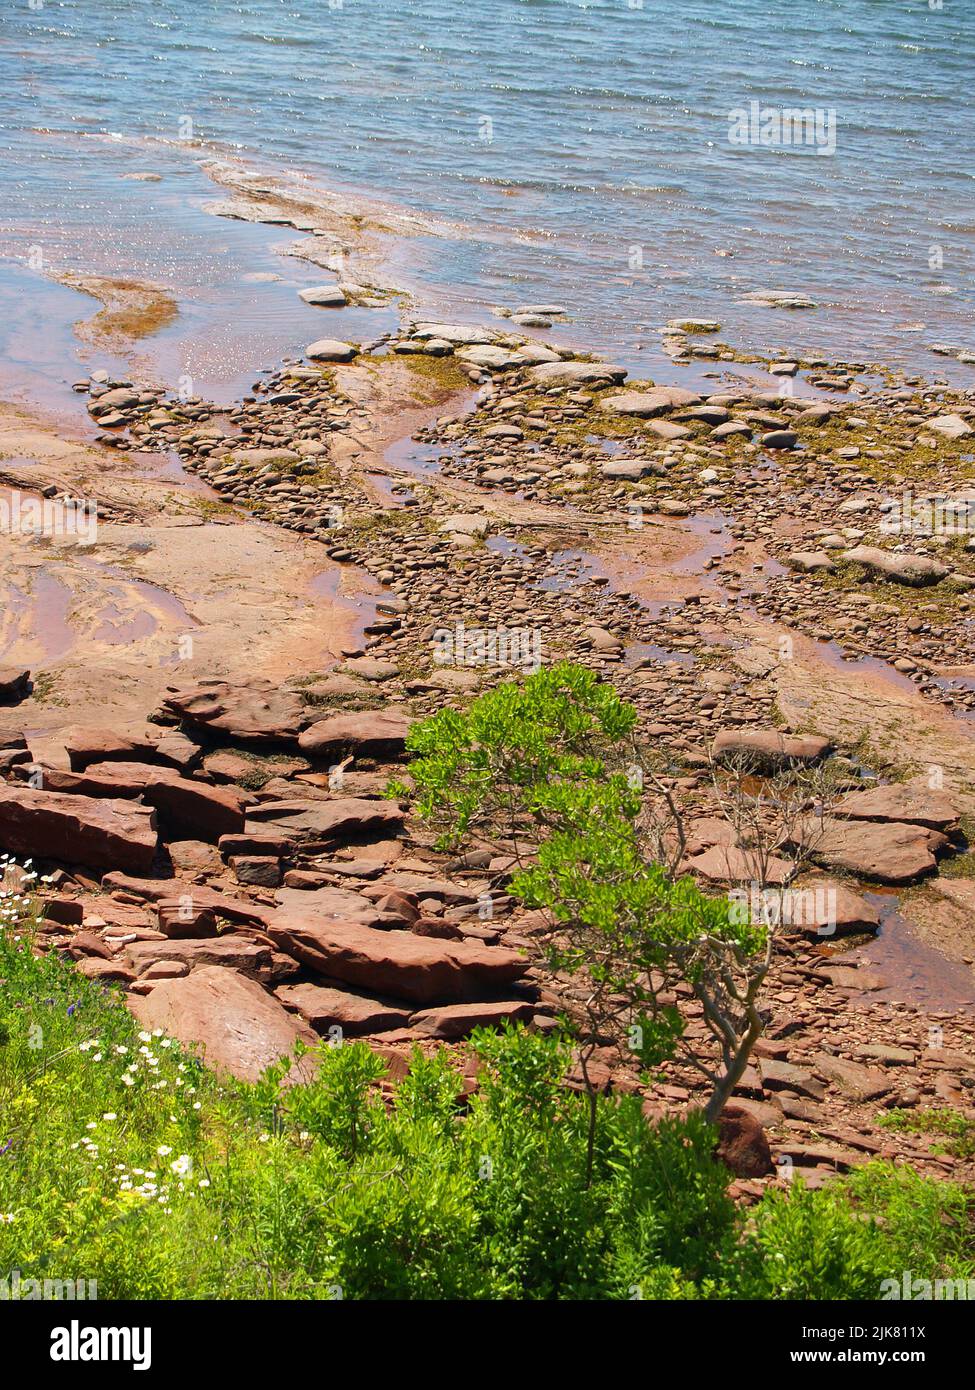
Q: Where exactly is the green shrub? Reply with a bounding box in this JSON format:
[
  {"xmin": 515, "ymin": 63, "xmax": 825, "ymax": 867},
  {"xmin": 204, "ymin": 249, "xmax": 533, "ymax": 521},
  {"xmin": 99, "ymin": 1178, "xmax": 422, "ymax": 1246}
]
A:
[{"xmin": 2, "ymin": 888, "xmax": 973, "ymax": 1300}]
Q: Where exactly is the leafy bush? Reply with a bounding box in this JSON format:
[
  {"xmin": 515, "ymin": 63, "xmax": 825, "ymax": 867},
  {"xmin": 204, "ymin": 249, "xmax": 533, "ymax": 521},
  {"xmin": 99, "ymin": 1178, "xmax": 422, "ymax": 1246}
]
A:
[
  {"xmin": 2, "ymin": 930, "xmax": 973, "ymax": 1300},
  {"xmin": 399, "ymin": 662, "xmax": 770, "ymax": 1135}
]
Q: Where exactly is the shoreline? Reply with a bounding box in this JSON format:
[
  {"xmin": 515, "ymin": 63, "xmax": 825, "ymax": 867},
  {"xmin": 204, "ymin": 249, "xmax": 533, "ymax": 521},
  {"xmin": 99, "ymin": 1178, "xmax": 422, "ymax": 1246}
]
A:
[{"xmin": 2, "ymin": 258, "xmax": 975, "ymax": 1190}]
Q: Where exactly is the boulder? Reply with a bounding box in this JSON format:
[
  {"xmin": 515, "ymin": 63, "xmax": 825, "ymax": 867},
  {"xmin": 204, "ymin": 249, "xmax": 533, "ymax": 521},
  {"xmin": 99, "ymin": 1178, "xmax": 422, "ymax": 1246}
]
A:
[
  {"xmin": 841, "ymin": 545, "xmax": 949, "ymax": 586},
  {"xmin": 299, "ymin": 285, "xmax": 347, "ymax": 306},
  {"xmin": 715, "ymin": 1104, "xmax": 774, "ymax": 1177},
  {"xmin": 306, "ymin": 338, "xmax": 356, "ymax": 361},
  {"xmin": 0, "ymin": 785, "xmax": 157, "ymax": 872},
  {"xmin": 298, "ymin": 710, "xmax": 410, "ymax": 760},
  {"xmin": 599, "ymin": 459, "xmax": 662, "ymax": 482},
  {"xmin": 0, "ymin": 668, "xmax": 31, "ymax": 704},
  {"xmin": 600, "ymin": 387, "xmax": 701, "ymax": 417},
  {"xmin": 711, "ymin": 729, "xmax": 831, "ymax": 769},
  {"xmin": 927, "ymin": 414, "xmax": 972, "ymax": 439},
  {"xmin": 268, "ymin": 914, "xmax": 528, "ymax": 1004},
  {"xmin": 525, "ymin": 360, "xmax": 627, "ymax": 388},
  {"xmin": 129, "ymin": 967, "xmax": 317, "ymax": 1084},
  {"xmin": 162, "ymin": 679, "xmax": 305, "ymax": 743}
]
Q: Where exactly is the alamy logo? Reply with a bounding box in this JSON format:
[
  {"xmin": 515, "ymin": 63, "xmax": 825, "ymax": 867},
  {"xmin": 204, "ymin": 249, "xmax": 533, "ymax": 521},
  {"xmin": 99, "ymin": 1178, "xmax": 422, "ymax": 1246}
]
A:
[
  {"xmin": 1, "ymin": 1268, "xmax": 97, "ymax": 1300},
  {"xmin": 728, "ymin": 101, "xmax": 837, "ymax": 156},
  {"xmin": 432, "ymin": 622, "xmax": 542, "ymax": 673},
  {"xmin": 728, "ymin": 884, "xmax": 838, "ymax": 936},
  {"xmin": 881, "ymin": 1270, "xmax": 975, "ymax": 1301},
  {"xmin": 880, "ymin": 490, "xmax": 975, "ymax": 536},
  {"xmin": 49, "ymin": 1320, "xmax": 151, "ymax": 1371},
  {"xmin": 0, "ymin": 490, "xmax": 98, "ymax": 545}
]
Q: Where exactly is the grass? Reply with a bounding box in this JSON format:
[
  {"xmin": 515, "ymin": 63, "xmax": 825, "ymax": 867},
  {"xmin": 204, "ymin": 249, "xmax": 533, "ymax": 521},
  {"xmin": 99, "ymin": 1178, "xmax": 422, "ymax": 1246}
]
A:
[
  {"xmin": 880, "ymin": 1109, "xmax": 975, "ymax": 1161},
  {"xmin": 2, "ymin": 872, "xmax": 974, "ymax": 1300}
]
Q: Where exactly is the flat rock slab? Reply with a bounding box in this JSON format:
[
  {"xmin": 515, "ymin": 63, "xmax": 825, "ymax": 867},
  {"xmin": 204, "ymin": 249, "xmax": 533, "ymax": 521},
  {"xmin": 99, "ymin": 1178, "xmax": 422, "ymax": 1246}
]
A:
[
  {"xmin": 526, "ymin": 361, "xmax": 627, "ymax": 388},
  {"xmin": 101, "ymin": 871, "xmax": 271, "ymax": 927},
  {"xmin": 65, "ymin": 727, "xmax": 167, "ymax": 772},
  {"xmin": 163, "ymin": 679, "xmax": 306, "ymax": 743},
  {"xmin": 599, "ymin": 387, "xmax": 701, "ymax": 417},
  {"xmin": 0, "ymin": 784, "xmax": 157, "ymax": 873},
  {"xmin": 684, "ymin": 844, "xmax": 795, "ymax": 886},
  {"xmin": 268, "ymin": 913, "xmax": 528, "ymax": 1004},
  {"xmin": 409, "ymin": 1000, "xmax": 535, "ymax": 1039},
  {"xmin": 125, "ymin": 935, "xmax": 272, "ymax": 977},
  {"xmin": 803, "ymin": 817, "xmax": 946, "ymax": 883},
  {"xmin": 758, "ymin": 1059, "xmax": 826, "ymax": 1101},
  {"xmin": 247, "ymin": 796, "xmax": 405, "ymax": 843},
  {"xmin": 834, "ymin": 780, "xmax": 959, "ymax": 831},
  {"xmin": 812, "ymin": 1052, "xmax": 892, "ymax": 1102},
  {"xmin": 129, "ymin": 966, "xmax": 317, "ymax": 1084},
  {"xmin": 275, "ymin": 981, "xmax": 411, "ymax": 1036},
  {"xmin": 298, "ymin": 710, "xmax": 411, "ymax": 759},
  {"xmin": 274, "ymin": 883, "xmax": 394, "ymax": 926}
]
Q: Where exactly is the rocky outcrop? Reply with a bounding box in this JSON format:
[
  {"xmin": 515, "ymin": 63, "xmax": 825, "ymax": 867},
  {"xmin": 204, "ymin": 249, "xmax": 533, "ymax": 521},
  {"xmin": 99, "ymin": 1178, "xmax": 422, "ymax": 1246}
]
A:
[
  {"xmin": 17, "ymin": 761, "xmax": 247, "ymax": 842},
  {"xmin": 161, "ymin": 679, "xmax": 306, "ymax": 743},
  {"xmin": 0, "ymin": 669, "xmax": 31, "ymax": 705},
  {"xmin": 267, "ymin": 913, "xmax": 529, "ymax": 1004},
  {"xmin": 0, "ymin": 785, "xmax": 157, "ymax": 872},
  {"xmin": 297, "ymin": 710, "xmax": 411, "ymax": 760},
  {"xmin": 129, "ymin": 967, "xmax": 317, "ymax": 1084}
]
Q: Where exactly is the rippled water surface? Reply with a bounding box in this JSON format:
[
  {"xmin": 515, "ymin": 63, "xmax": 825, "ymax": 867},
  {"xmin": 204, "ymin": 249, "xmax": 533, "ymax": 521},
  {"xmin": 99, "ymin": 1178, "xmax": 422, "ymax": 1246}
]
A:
[{"xmin": 1, "ymin": 0, "xmax": 973, "ymax": 406}]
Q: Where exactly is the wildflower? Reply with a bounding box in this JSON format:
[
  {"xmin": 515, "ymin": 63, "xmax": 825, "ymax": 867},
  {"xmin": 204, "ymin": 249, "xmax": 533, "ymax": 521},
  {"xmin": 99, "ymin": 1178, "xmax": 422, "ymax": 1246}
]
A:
[
  {"xmin": 170, "ymin": 1155, "xmax": 192, "ymax": 1177},
  {"xmin": 102, "ymin": 1113, "xmax": 117, "ymax": 1122}
]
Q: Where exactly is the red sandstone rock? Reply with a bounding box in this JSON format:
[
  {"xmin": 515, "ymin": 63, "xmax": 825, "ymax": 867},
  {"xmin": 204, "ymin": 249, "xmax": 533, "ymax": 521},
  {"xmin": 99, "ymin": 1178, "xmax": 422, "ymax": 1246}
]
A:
[
  {"xmin": 162, "ymin": 679, "xmax": 306, "ymax": 743},
  {"xmin": 0, "ymin": 785, "xmax": 157, "ymax": 872},
  {"xmin": 129, "ymin": 967, "xmax": 317, "ymax": 1083},
  {"xmin": 274, "ymin": 981, "xmax": 411, "ymax": 1036},
  {"xmin": 297, "ymin": 710, "xmax": 410, "ymax": 760},
  {"xmin": 409, "ymin": 1000, "xmax": 535, "ymax": 1039},
  {"xmin": 715, "ymin": 1104, "xmax": 774, "ymax": 1178},
  {"xmin": 268, "ymin": 913, "xmax": 528, "ymax": 1004}
]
